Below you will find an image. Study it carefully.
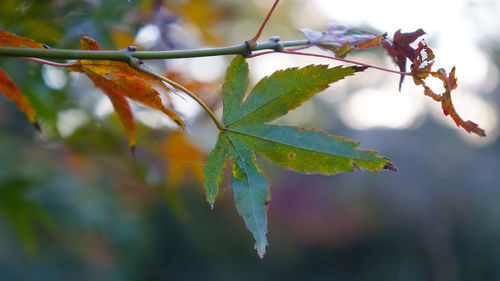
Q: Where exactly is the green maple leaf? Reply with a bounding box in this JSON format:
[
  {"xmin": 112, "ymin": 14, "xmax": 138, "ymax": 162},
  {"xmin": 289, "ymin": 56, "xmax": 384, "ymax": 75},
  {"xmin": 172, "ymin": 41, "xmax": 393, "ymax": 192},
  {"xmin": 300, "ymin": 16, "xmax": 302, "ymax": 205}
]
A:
[{"xmin": 203, "ymin": 55, "xmax": 395, "ymax": 258}]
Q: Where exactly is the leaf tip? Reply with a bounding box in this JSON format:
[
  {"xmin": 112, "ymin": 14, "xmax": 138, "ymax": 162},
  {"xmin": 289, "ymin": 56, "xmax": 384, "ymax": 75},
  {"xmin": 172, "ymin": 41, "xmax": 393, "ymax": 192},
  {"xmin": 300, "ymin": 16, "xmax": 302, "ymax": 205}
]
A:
[
  {"xmin": 33, "ymin": 121, "xmax": 41, "ymax": 133},
  {"xmin": 130, "ymin": 145, "xmax": 137, "ymax": 158},
  {"xmin": 383, "ymin": 161, "xmax": 398, "ymax": 172},
  {"xmin": 351, "ymin": 65, "xmax": 369, "ymax": 73},
  {"xmin": 351, "ymin": 162, "xmax": 362, "ymax": 173},
  {"xmin": 257, "ymin": 248, "xmax": 266, "ymax": 259},
  {"xmin": 174, "ymin": 119, "xmax": 185, "ymax": 129}
]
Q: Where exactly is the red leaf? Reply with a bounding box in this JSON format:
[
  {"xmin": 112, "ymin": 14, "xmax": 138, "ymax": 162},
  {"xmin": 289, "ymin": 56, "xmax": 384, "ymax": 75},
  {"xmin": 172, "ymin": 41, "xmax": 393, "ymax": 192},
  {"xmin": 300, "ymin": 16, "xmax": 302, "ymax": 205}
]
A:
[
  {"xmin": 0, "ymin": 68, "xmax": 38, "ymax": 129},
  {"xmin": 381, "ymin": 29, "xmax": 425, "ymax": 90},
  {"xmin": 0, "ymin": 30, "xmax": 45, "ymax": 49}
]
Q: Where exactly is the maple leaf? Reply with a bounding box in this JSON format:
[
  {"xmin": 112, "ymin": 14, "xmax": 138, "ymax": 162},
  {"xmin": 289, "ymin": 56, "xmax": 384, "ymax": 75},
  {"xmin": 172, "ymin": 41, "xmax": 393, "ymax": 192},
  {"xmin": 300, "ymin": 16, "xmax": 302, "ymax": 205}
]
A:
[
  {"xmin": 0, "ymin": 30, "xmax": 43, "ymax": 130},
  {"xmin": 68, "ymin": 37, "xmax": 184, "ymax": 152},
  {"xmin": 0, "ymin": 30, "xmax": 46, "ymax": 49},
  {"xmin": 300, "ymin": 24, "xmax": 386, "ymax": 58},
  {"xmin": 203, "ymin": 56, "xmax": 395, "ymax": 258},
  {"xmin": 381, "ymin": 29, "xmax": 425, "ymax": 90}
]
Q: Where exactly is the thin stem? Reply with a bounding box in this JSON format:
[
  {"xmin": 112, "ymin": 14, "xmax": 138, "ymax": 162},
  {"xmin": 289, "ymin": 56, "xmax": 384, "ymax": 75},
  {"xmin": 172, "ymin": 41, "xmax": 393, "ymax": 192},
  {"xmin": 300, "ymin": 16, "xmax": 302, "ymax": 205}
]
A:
[
  {"xmin": 249, "ymin": 0, "xmax": 281, "ymax": 46},
  {"xmin": 18, "ymin": 57, "xmax": 77, "ymax": 67},
  {"xmin": 128, "ymin": 59, "xmax": 225, "ymax": 131},
  {"xmin": 248, "ymin": 50, "xmax": 275, "ymax": 58},
  {"xmin": 282, "ymin": 50, "xmax": 411, "ymax": 76}
]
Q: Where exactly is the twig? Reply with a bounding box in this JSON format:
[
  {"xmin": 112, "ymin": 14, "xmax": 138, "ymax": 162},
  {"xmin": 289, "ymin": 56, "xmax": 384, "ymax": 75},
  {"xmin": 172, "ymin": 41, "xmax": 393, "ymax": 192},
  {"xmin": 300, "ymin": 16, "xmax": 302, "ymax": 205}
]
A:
[{"xmin": 248, "ymin": 0, "xmax": 281, "ymax": 47}]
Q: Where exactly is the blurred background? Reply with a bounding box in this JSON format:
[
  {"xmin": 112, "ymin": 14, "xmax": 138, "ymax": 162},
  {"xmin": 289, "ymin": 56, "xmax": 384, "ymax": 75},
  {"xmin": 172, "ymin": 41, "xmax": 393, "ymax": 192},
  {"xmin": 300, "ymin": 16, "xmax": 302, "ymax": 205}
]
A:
[{"xmin": 1, "ymin": 0, "xmax": 500, "ymax": 280}]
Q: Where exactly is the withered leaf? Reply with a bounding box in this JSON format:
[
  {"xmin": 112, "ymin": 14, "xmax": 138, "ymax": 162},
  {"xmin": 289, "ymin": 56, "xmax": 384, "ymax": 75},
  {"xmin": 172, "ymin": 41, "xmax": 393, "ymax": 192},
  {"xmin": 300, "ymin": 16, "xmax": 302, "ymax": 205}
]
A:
[
  {"xmin": 381, "ymin": 29, "xmax": 425, "ymax": 90},
  {"xmin": 411, "ymin": 40, "xmax": 435, "ymax": 84},
  {"xmin": 300, "ymin": 24, "xmax": 386, "ymax": 58},
  {"xmin": 435, "ymin": 67, "xmax": 486, "ymax": 136}
]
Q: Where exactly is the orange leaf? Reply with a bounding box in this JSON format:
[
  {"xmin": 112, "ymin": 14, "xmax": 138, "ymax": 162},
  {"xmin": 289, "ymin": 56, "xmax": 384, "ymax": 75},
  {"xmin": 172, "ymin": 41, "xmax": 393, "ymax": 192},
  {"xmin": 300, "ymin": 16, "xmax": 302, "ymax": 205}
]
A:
[
  {"xmin": 69, "ymin": 37, "xmax": 185, "ymax": 148},
  {"xmin": 0, "ymin": 29, "xmax": 45, "ymax": 48},
  {"xmin": 0, "ymin": 68, "xmax": 38, "ymax": 129},
  {"xmin": 411, "ymin": 40, "xmax": 435, "ymax": 84},
  {"xmin": 162, "ymin": 131, "xmax": 205, "ymax": 188},
  {"xmin": 354, "ymin": 33, "xmax": 386, "ymax": 49},
  {"xmin": 434, "ymin": 67, "xmax": 485, "ymax": 136},
  {"xmin": 85, "ymin": 70, "xmax": 136, "ymax": 149}
]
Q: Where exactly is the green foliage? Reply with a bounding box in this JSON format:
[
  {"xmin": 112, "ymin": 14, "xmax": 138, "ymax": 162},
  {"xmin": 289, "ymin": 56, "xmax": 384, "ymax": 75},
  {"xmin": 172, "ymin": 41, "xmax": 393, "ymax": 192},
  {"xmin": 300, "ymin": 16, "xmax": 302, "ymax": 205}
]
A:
[{"xmin": 204, "ymin": 56, "xmax": 393, "ymax": 257}]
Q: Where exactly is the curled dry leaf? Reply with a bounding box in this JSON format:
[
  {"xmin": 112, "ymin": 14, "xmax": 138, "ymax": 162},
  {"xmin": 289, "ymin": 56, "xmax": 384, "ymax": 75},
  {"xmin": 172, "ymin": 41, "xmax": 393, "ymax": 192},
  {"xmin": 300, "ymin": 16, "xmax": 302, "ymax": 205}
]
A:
[
  {"xmin": 410, "ymin": 52, "xmax": 485, "ymax": 136},
  {"xmin": 434, "ymin": 67, "xmax": 486, "ymax": 136},
  {"xmin": 411, "ymin": 40, "xmax": 435, "ymax": 83}
]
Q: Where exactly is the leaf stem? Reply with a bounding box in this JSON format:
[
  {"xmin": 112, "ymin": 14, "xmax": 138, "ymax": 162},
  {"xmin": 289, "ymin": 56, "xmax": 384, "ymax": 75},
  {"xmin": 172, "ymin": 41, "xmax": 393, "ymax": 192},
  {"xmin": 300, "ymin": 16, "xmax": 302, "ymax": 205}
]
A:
[
  {"xmin": 248, "ymin": 0, "xmax": 281, "ymax": 47},
  {"xmin": 128, "ymin": 59, "xmax": 225, "ymax": 131},
  {"xmin": 18, "ymin": 57, "xmax": 77, "ymax": 67},
  {"xmin": 281, "ymin": 50, "xmax": 411, "ymax": 76}
]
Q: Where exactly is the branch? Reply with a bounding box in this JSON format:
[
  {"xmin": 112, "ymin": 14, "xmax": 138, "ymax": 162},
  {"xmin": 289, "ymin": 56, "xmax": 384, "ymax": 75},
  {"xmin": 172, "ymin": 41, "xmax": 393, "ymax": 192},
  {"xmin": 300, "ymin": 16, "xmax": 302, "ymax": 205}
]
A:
[{"xmin": 0, "ymin": 40, "xmax": 309, "ymax": 61}]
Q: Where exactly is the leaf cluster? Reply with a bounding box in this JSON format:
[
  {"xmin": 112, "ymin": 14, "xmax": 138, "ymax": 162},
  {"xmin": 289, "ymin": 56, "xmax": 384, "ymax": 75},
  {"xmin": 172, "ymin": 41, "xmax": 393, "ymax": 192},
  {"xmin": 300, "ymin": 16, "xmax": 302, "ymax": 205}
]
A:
[{"xmin": 0, "ymin": 9, "xmax": 486, "ymax": 258}]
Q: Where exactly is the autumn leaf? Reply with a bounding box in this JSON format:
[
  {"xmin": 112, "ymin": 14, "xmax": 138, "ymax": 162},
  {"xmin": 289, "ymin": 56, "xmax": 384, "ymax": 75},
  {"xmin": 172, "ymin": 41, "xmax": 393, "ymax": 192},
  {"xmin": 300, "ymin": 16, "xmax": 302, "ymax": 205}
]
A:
[
  {"xmin": 300, "ymin": 24, "xmax": 386, "ymax": 58},
  {"xmin": 203, "ymin": 56, "xmax": 395, "ymax": 258},
  {"xmin": 407, "ymin": 40, "xmax": 485, "ymax": 136},
  {"xmin": 0, "ymin": 69, "xmax": 39, "ymax": 130},
  {"xmin": 411, "ymin": 40, "xmax": 435, "ymax": 84},
  {"xmin": 0, "ymin": 30, "xmax": 44, "ymax": 130},
  {"xmin": 0, "ymin": 30, "xmax": 46, "ymax": 49},
  {"xmin": 68, "ymin": 36, "xmax": 184, "ymax": 151},
  {"xmin": 381, "ymin": 29, "xmax": 425, "ymax": 90},
  {"xmin": 428, "ymin": 67, "xmax": 485, "ymax": 136},
  {"xmin": 162, "ymin": 131, "xmax": 205, "ymax": 188}
]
